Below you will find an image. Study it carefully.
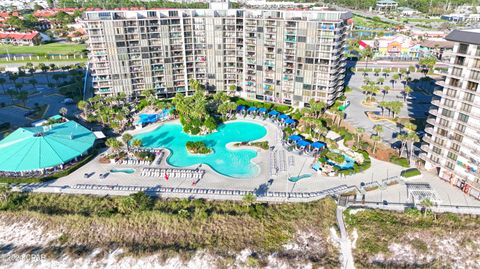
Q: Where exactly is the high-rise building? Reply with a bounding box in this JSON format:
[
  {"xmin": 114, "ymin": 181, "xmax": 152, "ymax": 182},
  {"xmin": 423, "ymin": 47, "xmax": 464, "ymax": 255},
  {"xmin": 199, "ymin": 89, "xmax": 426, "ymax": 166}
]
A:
[
  {"xmin": 421, "ymin": 29, "xmax": 480, "ymax": 195},
  {"xmin": 83, "ymin": 7, "xmax": 351, "ymax": 107}
]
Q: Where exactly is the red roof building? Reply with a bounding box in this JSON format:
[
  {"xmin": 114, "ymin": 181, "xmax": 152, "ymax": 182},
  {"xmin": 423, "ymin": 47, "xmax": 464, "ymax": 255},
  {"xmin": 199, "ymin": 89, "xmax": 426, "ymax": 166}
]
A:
[{"xmin": 0, "ymin": 31, "xmax": 41, "ymax": 46}]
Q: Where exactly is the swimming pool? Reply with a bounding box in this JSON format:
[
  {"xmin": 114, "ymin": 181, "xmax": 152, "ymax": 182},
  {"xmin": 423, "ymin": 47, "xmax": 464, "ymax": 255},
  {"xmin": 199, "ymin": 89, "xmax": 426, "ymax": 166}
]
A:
[
  {"xmin": 110, "ymin": 168, "xmax": 136, "ymax": 174},
  {"xmin": 327, "ymin": 151, "xmax": 355, "ymax": 170},
  {"xmin": 134, "ymin": 121, "xmax": 267, "ymax": 178}
]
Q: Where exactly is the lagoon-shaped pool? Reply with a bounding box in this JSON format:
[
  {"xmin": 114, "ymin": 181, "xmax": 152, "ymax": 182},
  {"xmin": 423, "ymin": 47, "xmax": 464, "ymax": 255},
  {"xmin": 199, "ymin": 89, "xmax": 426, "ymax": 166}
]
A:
[{"xmin": 134, "ymin": 121, "xmax": 267, "ymax": 178}]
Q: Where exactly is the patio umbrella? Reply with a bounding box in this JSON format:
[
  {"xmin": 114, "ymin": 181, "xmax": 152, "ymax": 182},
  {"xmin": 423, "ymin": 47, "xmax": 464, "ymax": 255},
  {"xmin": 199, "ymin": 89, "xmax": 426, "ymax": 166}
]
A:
[
  {"xmin": 288, "ymin": 134, "xmax": 302, "ymax": 142},
  {"xmin": 279, "ymin": 114, "xmax": 289, "ymax": 121},
  {"xmin": 284, "ymin": 118, "xmax": 295, "ymax": 125},
  {"xmin": 258, "ymin": 107, "xmax": 268, "ymax": 113},
  {"xmin": 296, "ymin": 140, "xmax": 311, "ymax": 148},
  {"xmin": 268, "ymin": 110, "xmax": 279, "ymax": 117},
  {"xmin": 247, "ymin": 106, "xmax": 257, "ymax": 113},
  {"xmin": 236, "ymin": 105, "xmax": 246, "ymax": 112},
  {"xmin": 311, "ymin": 141, "xmax": 326, "ymax": 150}
]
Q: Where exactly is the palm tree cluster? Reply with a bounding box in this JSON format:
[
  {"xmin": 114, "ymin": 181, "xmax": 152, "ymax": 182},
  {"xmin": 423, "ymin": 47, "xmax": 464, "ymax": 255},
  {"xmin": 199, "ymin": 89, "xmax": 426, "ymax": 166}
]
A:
[
  {"xmin": 397, "ymin": 122, "xmax": 420, "ymax": 163},
  {"xmin": 378, "ymin": 101, "xmax": 404, "ymax": 118},
  {"xmin": 78, "ymin": 93, "xmax": 133, "ymax": 133},
  {"xmin": 361, "ymin": 82, "xmax": 380, "ymax": 103},
  {"xmin": 297, "ymin": 99, "xmax": 329, "ymax": 139},
  {"xmin": 172, "ymin": 80, "xmax": 224, "ymax": 135}
]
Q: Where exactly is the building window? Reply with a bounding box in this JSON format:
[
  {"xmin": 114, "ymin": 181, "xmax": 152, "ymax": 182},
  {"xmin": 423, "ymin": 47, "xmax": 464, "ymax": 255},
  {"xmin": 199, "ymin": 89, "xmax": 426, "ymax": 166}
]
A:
[
  {"xmin": 451, "ymin": 69, "xmax": 462, "ymax": 78},
  {"xmin": 446, "ymin": 161, "xmax": 455, "ymax": 170},
  {"xmin": 447, "ymin": 151, "xmax": 458, "ymax": 161},
  {"xmin": 452, "ymin": 133, "xmax": 463, "ymax": 143},
  {"xmin": 441, "ymin": 108, "xmax": 453, "ymax": 118},
  {"xmin": 439, "ymin": 118, "xmax": 449, "ymax": 127},
  {"xmin": 455, "ymin": 123, "xmax": 466, "ymax": 133},
  {"xmin": 431, "ymin": 155, "xmax": 440, "ymax": 164},
  {"xmin": 458, "ymin": 113, "xmax": 469, "ymax": 123},
  {"xmin": 432, "ymin": 146, "xmax": 442, "ymax": 155},
  {"xmin": 446, "ymin": 89, "xmax": 457, "ymax": 97},
  {"xmin": 464, "ymin": 92, "xmax": 475, "ymax": 102},
  {"xmin": 450, "ymin": 143, "xmax": 460, "ymax": 152},
  {"xmin": 458, "ymin": 43, "xmax": 469, "ymax": 54},
  {"xmin": 434, "ymin": 137, "xmax": 445, "ymax": 146},
  {"xmin": 454, "ymin": 56, "xmax": 465, "ymax": 65},
  {"xmin": 467, "ymin": 81, "xmax": 479, "ymax": 91},
  {"xmin": 437, "ymin": 128, "xmax": 448, "ymax": 137},
  {"xmin": 443, "ymin": 98, "xmax": 454, "ymax": 108},
  {"xmin": 460, "ymin": 102, "xmax": 472, "ymax": 113},
  {"xmin": 471, "ymin": 70, "xmax": 480, "ymax": 80}
]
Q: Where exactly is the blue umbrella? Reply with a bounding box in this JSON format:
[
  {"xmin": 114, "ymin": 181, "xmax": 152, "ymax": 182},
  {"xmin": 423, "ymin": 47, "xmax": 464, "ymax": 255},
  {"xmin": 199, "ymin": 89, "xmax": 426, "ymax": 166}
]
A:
[
  {"xmin": 279, "ymin": 114, "xmax": 289, "ymax": 120},
  {"xmin": 311, "ymin": 141, "xmax": 326, "ymax": 150},
  {"xmin": 288, "ymin": 134, "xmax": 302, "ymax": 141},
  {"xmin": 247, "ymin": 106, "xmax": 257, "ymax": 112},
  {"xmin": 268, "ymin": 110, "xmax": 279, "ymax": 116},
  {"xmin": 236, "ymin": 105, "xmax": 246, "ymax": 112},
  {"xmin": 296, "ymin": 140, "xmax": 311, "ymax": 148},
  {"xmin": 258, "ymin": 107, "xmax": 268, "ymax": 113},
  {"xmin": 285, "ymin": 118, "xmax": 295, "ymax": 125}
]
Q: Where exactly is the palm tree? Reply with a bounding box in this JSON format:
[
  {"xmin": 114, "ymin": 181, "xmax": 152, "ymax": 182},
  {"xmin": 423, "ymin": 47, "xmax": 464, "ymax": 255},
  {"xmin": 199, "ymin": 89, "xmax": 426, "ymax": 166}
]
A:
[
  {"xmin": 0, "ymin": 78, "xmax": 6, "ymax": 94},
  {"xmin": 361, "ymin": 47, "xmax": 374, "ymax": 71},
  {"xmin": 29, "ymin": 78, "xmax": 38, "ymax": 91},
  {"xmin": 391, "ymin": 73, "xmax": 400, "ymax": 89},
  {"xmin": 122, "ymin": 133, "xmax": 133, "ymax": 149},
  {"xmin": 382, "ymin": 85, "xmax": 391, "ymax": 99},
  {"xmin": 373, "ymin": 124, "xmax": 383, "ymax": 136},
  {"xmin": 356, "ymin": 127, "xmax": 365, "ymax": 147},
  {"xmin": 106, "ymin": 138, "xmax": 123, "ymax": 153},
  {"xmin": 6, "ymin": 89, "xmax": 16, "ymax": 104},
  {"xmin": 371, "ymin": 135, "xmax": 381, "ymax": 154},
  {"xmin": 418, "ymin": 198, "xmax": 434, "ymax": 218},
  {"xmin": 131, "ymin": 138, "xmax": 143, "ymax": 149},
  {"xmin": 308, "ymin": 99, "xmax": 327, "ymax": 119},
  {"xmin": 16, "ymin": 91, "xmax": 29, "ymax": 107},
  {"xmin": 403, "ymin": 85, "xmax": 412, "ymax": 102},
  {"xmin": 14, "ymin": 83, "xmax": 22, "ymax": 94},
  {"xmin": 377, "ymin": 77, "xmax": 384, "ymax": 85},
  {"xmin": 397, "ymin": 133, "xmax": 408, "ymax": 157},
  {"xmin": 77, "ymin": 100, "xmax": 89, "ymax": 117},
  {"xmin": 407, "ymin": 132, "xmax": 420, "ymax": 162},
  {"xmin": 39, "ymin": 63, "xmax": 50, "ymax": 83}
]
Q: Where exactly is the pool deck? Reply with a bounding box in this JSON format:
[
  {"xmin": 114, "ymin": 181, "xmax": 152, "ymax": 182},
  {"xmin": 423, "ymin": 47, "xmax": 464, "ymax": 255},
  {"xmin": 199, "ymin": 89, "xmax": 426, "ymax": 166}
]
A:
[{"xmin": 17, "ymin": 116, "xmax": 480, "ymax": 208}]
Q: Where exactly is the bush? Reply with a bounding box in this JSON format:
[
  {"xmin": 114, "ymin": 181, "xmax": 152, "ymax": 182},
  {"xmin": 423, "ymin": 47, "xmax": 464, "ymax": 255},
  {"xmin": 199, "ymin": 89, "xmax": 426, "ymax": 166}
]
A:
[
  {"xmin": 186, "ymin": 141, "xmax": 212, "ymax": 154},
  {"xmin": 390, "ymin": 156, "xmax": 410, "ymax": 167},
  {"xmin": 135, "ymin": 151, "xmax": 155, "ymax": 161},
  {"xmin": 401, "ymin": 168, "xmax": 421, "ymax": 178}
]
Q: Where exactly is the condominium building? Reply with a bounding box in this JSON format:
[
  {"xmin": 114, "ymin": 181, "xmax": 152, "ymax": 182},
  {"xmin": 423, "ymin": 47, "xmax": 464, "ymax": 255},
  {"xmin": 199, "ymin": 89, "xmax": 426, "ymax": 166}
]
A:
[
  {"xmin": 421, "ymin": 29, "xmax": 480, "ymax": 198},
  {"xmin": 83, "ymin": 6, "xmax": 351, "ymax": 107}
]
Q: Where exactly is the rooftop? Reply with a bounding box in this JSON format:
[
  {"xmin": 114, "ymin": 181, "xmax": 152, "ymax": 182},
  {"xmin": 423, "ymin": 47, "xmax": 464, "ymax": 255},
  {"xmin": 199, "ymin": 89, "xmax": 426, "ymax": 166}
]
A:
[
  {"xmin": 0, "ymin": 121, "xmax": 96, "ymax": 172},
  {"xmin": 446, "ymin": 29, "xmax": 480, "ymax": 45}
]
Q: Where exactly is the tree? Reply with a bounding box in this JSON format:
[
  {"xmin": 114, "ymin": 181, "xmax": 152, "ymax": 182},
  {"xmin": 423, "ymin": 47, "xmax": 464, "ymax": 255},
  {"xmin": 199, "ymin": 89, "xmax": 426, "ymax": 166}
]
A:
[
  {"xmin": 373, "ymin": 124, "xmax": 383, "ymax": 136},
  {"xmin": 391, "ymin": 73, "xmax": 400, "ymax": 89},
  {"xmin": 308, "ymin": 99, "xmax": 327, "ymax": 119},
  {"xmin": 397, "ymin": 133, "xmax": 408, "ymax": 157},
  {"xmin": 371, "ymin": 135, "xmax": 381, "ymax": 154},
  {"xmin": 59, "ymin": 107, "xmax": 68, "ymax": 116},
  {"xmin": 5, "ymin": 89, "xmax": 17, "ymax": 104},
  {"xmin": 403, "ymin": 85, "xmax": 412, "ymax": 101},
  {"xmin": 16, "ymin": 91, "xmax": 29, "ymax": 107},
  {"xmin": 29, "ymin": 79, "xmax": 38, "ymax": 91},
  {"xmin": 377, "ymin": 77, "xmax": 384, "ymax": 85},
  {"xmin": 355, "ymin": 127, "xmax": 365, "ymax": 147},
  {"xmin": 361, "ymin": 47, "xmax": 374, "ymax": 71},
  {"xmin": 122, "ymin": 133, "xmax": 133, "ymax": 149},
  {"xmin": 0, "ymin": 78, "xmax": 6, "ymax": 94},
  {"xmin": 77, "ymin": 100, "xmax": 89, "ymax": 117},
  {"xmin": 228, "ymin": 84, "xmax": 236, "ymax": 96},
  {"xmin": 407, "ymin": 132, "xmax": 420, "ymax": 162},
  {"xmin": 131, "ymin": 138, "xmax": 143, "ymax": 149},
  {"xmin": 106, "ymin": 138, "xmax": 123, "ymax": 153},
  {"xmin": 382, "ymin": 85, "xmax": 391, "ymax": 99}
]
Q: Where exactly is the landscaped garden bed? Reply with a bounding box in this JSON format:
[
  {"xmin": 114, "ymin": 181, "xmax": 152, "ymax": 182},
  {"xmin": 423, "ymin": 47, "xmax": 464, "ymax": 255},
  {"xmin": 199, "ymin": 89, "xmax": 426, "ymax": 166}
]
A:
[{"xmin": 186, "ymin": 141, "xmax": 212, "ymax": 154}]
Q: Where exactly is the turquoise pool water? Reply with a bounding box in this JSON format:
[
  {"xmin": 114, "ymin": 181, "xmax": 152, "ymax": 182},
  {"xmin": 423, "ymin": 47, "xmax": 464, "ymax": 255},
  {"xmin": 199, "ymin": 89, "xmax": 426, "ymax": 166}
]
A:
[
  {"xmin": 110, "ymin": 168, "xmax": 135, "ymax": 174},
  {"xmin": 327, "ymin": 150, "xmax": 355, "ymax": 170},
  {"xmin": 288, "ymin": 174, "xmax": 312, "ymax": 182},
  {"xmin": 134, "ymin": 121, "xmax": 267, "ymax": 178}
]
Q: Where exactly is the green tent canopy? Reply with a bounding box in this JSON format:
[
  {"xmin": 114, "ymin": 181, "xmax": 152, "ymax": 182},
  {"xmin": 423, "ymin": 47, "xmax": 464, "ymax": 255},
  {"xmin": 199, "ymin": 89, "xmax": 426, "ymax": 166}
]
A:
[{"xmin": 0, "ymin": 121, "xmax": 96, "ymax": 172}]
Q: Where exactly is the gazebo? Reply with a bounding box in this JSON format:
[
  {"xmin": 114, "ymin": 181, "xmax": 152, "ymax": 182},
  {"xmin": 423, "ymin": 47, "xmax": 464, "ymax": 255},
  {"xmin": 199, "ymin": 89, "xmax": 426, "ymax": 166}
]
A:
[
  {"xmin": 311, "ymin": 141, "xmax": 326, "ymax": 152},
  {"xmin": 0, "ymin": 121, "xmax": 96, "ymax": 175},
  {"xmin": 287, "ymin": 134, "xmax": 302, "ymax": 145},
  {"xmin": 279, "ymin": 114, "xmax": 289, "ymax": 121},
  {"xmin": 236, "ymin": 105, "xmax": 247, "ymax": 113},
  {"xmin": 296, "ymin": 140, "xmax": 311, "ymax": 151},
  {"xmin": 284, "ymin": 118, "xmax": 296, "ymax": 126},
  {"xmin": 258, "ymin": 107, "xmax": 268, "ymax": 114},
  {"xmin": 268, "ymin": 110, "xmax": 279, "ymax": 118}
]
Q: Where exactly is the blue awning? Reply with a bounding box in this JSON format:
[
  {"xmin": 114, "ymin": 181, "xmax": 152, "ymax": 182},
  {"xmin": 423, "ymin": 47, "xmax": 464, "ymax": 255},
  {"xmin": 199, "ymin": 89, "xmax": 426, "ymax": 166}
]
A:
[
  {"xmin": 279, "ymin": 114, "xmax": 289, "ymax": 120},
  {"xmin": 285, "ymin": 118, "xmax": 295, "ymax": 125},
  {"xmin": 268, "ymin": 110, "xmax": 279, "ymax": 116},
  {"xmin": 247, "ymin": 106, "xmax": 257, "ymax": 112},
  {"xmin": 236, "ymin": 105, "xmax": 246, "ymax": 111},
  {"xmin": 311, "ymin": 141, "xmax": 326, "ymax": 149},
  {"xmin": 258, "ymin": 107, "xmax": 268, "ymax": 113},
  {"xmin": 288, "ymin": 134, "xmax": 302, "ymax": 141},
  {"xmin": 296, "ymin": 140, "xmax": 311, "ymax": 147}
]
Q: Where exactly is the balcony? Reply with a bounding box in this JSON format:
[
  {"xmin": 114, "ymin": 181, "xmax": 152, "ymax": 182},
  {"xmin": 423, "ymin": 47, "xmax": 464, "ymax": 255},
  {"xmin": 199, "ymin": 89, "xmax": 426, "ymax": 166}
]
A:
[
  {"xmin": 425, "ymin": 127, "xmax": 434, "ymax": 134},
  {"xmin": 426, "ymin": 117, "xmax": 436, "ymax": 125},
  {"xmin": 431, "ymin": 99, "xmax": 441, "ymax": 107}
]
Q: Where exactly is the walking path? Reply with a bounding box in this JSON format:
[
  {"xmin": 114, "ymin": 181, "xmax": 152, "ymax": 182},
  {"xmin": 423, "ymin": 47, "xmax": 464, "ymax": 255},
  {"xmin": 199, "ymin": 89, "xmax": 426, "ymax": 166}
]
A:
[{"xmin": 336, "ymin": 206, "xmax": 355, "ymax": 269}]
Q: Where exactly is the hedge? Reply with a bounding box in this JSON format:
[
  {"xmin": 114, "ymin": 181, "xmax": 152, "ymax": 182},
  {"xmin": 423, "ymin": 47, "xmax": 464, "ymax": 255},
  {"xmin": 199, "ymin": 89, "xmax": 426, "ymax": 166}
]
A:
[
  {"xmin": 389, "ymin": 156, "xmax": 410, "ymax": 167},
  {"xmin": 401, "ymin": 168, "xmax": 421, "ymax": 178}
]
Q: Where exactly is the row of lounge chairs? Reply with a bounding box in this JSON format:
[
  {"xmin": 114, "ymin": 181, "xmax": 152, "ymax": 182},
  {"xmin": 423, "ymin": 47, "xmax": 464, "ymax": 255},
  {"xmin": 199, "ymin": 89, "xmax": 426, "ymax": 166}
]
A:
[
  {"xmin": 67, "ymin": 184, "xmax": 352, "ymax": 198},
  {"xmin": 270, "ymin": 149, "xmax": 287, "ymax": 176},
  {"xmin": 116, "ymin": 159, "xmax": 152, "ymax": 166},
  {"xmin": 141, "ymin": 168, "xmax": 205, "ymax": 179}
]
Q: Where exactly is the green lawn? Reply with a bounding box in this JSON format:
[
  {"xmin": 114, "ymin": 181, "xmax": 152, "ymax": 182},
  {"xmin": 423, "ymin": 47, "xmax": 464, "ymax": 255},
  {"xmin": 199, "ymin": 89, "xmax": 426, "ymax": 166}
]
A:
[{"xmin": 0, "ymin": 43, "xmax": 87, "ymax": 55}]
